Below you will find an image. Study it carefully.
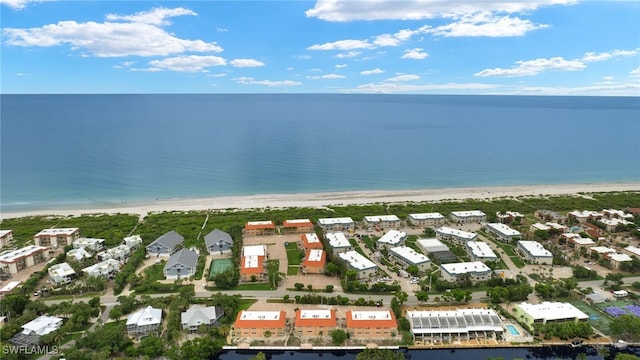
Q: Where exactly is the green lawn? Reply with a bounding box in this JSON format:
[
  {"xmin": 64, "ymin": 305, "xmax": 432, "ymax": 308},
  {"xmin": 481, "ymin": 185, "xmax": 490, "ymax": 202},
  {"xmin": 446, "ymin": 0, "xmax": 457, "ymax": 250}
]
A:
[
  {"xmin": 287, "ymin": 265, "xmax": 299, "ymax": 275},
  {"xmin": 143, "ymin": 264, "xmax": 165, "ymax": 281},
  {"xmin": 285, "ymin": 242, "xmax": 302, "ymax": 265},
  {"xmin": 233, "ymin": 283, "xmax": 274, "ymax": 291},
  {"xmin": 483, "ymin": 236, "xmax": 526, "ymax": 268}
]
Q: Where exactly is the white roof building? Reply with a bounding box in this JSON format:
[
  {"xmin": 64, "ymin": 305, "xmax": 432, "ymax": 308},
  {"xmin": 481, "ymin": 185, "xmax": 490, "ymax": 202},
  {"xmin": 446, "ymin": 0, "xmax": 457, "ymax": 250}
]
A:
[
  {"xmin": 516, "ymin": 302, "xmax": 588, "ymax": 324},
  {"xmin": 48, "ymin": 262, "xmax": 76, "ymax": 284},
  {"xmin": 376, "ymin": 230, "xmax": 407, "ymax": 246},
  {"xmin": 436, "ymin": 227, "xmax": 478, "ymax": 243},
  {"xmin": 238, "ymin": 310, "xmax": 282, "ymax": 321},
  {"xmin": 318, "ymin": 217, "xmax": 355, "ymax": 230},
  {"xmin": 441, "ymin": 261, "xmax": 491, "ymax": 276},
  {"xmin": 82, "ymin": 259, "xmax": 120, "ymax": 278},
  {"xmin": 517, "ymin": 241, "xmax": 553, "ymax": 265},
  {"xmin": 21, "ymin": 316, "xmax": 63, "ymax": 336},
  {"xmin": 408, "ymin": 213, "xmax": 445, "ymax": 223},
  {"xmin": 623, "ymin": 246, "xmax": 640, "ymax": 257},
  {"xmin": 407, "ymin": 309, "xmax": 503, "ymax": 338},
  {"xmin": 364, "ymin": 215, "xmax": 400, "ymax": 223},
  {"xmin": 338, "ymin": 251, "xmax": 377, "ymax": 274},
  {"xmin": 35, "ymin": 228, "xmax": 79, "ymax": 237},
  {"xmin": 450, "ymin": 211, "xmax": 487, "ymax": 222},
  {"xmin": 67, "ymin": 248, "xmax": 92, "ymax": 262},
  {"xmin": 485, "ymin": 223, "xmax": 521, "ymax": 241},
  {"xmin": 242, "ymin": 245, "xmax": 266, "ymax": 257},
  {"xmin": 72, "ymin": 237, "xmax": 105, "ymax": 251},
  {"xmin": 389, "ymin": 246, "xmax": 430, "ymax": 268},
  {"xmin": 602, "ymin": 209, "xmax": 634, "ymax": 219},
  {"xmin": 126, "ymin": 306, "xmax": 162, "ymax": 335},
  {"xmin": 416, "ymin": 238, "xmax": 449, "ymax": 253},
  {"xmin": 466, "ymin": 241, "xmax": 498, "ymax": 260},
  {"xmin": 326, "ymin": 232, "xmax": 351, "ymax": 250},
  {"xmin": 531, "ymin": 223, "xmax": 551, "ymax": 231},
  {"xmin": 590, "ymin": 246, "xmax": 617, "ymax": 254},
  {"xmin": 123, "ymin": 235, "xmax": 143, "ymax": 249}
]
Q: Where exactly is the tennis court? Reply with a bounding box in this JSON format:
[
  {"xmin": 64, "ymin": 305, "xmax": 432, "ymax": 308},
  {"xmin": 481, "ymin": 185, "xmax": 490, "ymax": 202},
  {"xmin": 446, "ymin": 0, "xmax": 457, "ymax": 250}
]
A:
[
  {"xmin": 566, "ymin": 299, "xmax": 613, "ymax": 335},
  {"xmin": 209, "ymin": 258, "xmax": 233, "ymax": 279}
]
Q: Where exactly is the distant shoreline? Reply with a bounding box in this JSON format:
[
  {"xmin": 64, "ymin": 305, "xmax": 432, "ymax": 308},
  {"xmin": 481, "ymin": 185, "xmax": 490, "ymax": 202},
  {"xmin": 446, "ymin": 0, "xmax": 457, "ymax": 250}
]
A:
[{"xmin": 2, "ymin": 182, "xmax": 638, "ymax": 220}]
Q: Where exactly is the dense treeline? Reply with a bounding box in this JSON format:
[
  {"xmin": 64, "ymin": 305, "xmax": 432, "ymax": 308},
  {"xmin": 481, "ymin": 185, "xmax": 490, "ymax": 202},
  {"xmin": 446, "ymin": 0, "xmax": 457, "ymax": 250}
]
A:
[{"xmin": 534, "ymin": 321, "xmax": 594, "ymax": 340}]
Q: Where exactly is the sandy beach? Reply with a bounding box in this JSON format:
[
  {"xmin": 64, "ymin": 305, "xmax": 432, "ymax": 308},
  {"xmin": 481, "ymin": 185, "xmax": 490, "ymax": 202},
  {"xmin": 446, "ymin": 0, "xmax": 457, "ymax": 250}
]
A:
[{"xmin": 2, "ymin": 182, "xmax": 638, "ymax": 220}]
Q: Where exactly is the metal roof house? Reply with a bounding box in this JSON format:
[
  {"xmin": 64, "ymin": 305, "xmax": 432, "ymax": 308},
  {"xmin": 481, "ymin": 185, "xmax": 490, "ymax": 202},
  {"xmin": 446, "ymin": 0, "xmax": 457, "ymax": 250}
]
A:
[
  {"xmin": 126, "ymin": 306, "xmax": 162, "ymax": 338},
  {"xmin": 146, "ymin": 230, "xmax": 184, "ymax": 256},
  {"xmin": 163, "ymin": 248, "xmax": 199, "ymax": 280},
  {"xmin": 181, "ymin": 305, "xmax": 224, "ymax": 333},
  {"xmin": 204, "ymin": 229, "xmax": 233, "ymax": 255}
]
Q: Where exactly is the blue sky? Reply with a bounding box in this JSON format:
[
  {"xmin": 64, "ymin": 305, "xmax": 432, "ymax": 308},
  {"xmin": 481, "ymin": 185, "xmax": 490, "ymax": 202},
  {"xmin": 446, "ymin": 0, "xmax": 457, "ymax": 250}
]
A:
[{"xmin": 1, "ymin": 0, "xmax": 639, "ymax": 95}]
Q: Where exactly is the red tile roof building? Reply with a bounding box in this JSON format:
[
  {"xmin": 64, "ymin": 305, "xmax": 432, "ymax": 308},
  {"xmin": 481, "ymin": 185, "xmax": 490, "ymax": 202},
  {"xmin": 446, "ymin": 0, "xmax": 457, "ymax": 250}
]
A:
[
  {"xmin": 294, "ymin": 309, "xmax": 337, "ymax": 338},
  {"xmin": 244, "ymin": 221, "xmax": 276, "ymax": 236},
  {"xmin": 283, "ymin": 219, "xmax": 314, "ymax": 233},
  {"xmin": 233, "ymin": 310, "xmax": 286, "ymax": 339},
  {"xmin": 345, "ymin": 310, "xmax": 397, "ymax": 339}
]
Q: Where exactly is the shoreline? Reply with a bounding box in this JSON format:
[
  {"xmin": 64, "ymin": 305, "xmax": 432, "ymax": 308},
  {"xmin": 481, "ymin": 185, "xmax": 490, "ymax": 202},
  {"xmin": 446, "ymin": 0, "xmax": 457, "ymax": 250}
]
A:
[{"xmin": 1, "ymin": 182, "xmax": 639, "ymax": 220}]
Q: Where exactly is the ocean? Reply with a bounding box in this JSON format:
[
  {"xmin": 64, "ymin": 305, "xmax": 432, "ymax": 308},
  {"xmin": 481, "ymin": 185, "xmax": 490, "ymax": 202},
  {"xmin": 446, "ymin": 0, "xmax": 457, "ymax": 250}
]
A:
[{"xmin": 1, "ymin": 94, "xmax": 639, "ymax": 213}]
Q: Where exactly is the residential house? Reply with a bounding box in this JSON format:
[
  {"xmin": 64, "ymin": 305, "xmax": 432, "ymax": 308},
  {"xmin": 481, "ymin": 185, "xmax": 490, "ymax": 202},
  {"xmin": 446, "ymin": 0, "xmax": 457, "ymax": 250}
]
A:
[
  {"xmin": 514, "ymin": 302, "xmax": 588, "ymax": 327},
  {"xmin": 389, "ymin": 246, "xmax": 430, "ymax": 271},
  {"xmin": 317, "ymin": 217, "xmax": 355, "ymax": 232},
  {"xmin": 233, "ymin": 310, "xmax": 286, "ymax": 339},
  {"xmin": 72, "ymin": 238, "xmax": 105, "ymax": 252},
  {"xmin": 496, "ymin": 211, "xmax": 524, "ymax": 224},
  {"xmin": 516, "ymin": 241, "xmax": 553, "ymax": 265},
  {"xmin": 484, "ymin": 223, "xmax": 521, "ymax": 243},
  {"xmin": 407, "ymin": 213, "xmax": 446, "ymax": 227},
  {"xmin": 376, "ymin": 230, "xmax": 407, "ymax": 248},
  {"xmin": 345, "ymin": 310, "xmax": 396, "ymax": 339},
  {"xmin": 449, "ymin": 211, "xmax": 486, "ymax": 223},
  {"xmin": 294, "ymin": 309, "xmax": 337, "ymax": 338},
  {"xmin": 0, "ymin": 230, "xmax": 13, "ymax": 248},
  {"xmin": 126, "ymin": 306, "xmax": 162, "ymax": 338},
  {"xmin": 300, "ymin": 233, "xmax": 323, "ymax": 250},
  {"xmin": 301, "ymin": 249, "xmax": 327, "ymax": 274},
  {"xmin": 563, "ymin": 233, "xmax": 595, "ymax": 250},
  {"xmin": 326, "ymin": 232, "xmax": 353, "ymax": 255},
  {"xmin": 123, "ymin": 235, "xmax": 143, "ymax": 249},
  {"xmin": 181, "ymin": 305, "xmax": 224, "ymax": 333},
  {"xmin": 244, "ymin": 221, "xmax": 276, "ymax": 236},
  {"xmin": 98, "ymin": 244, "xmax": 131, "ymax": 262},
  {"xmin": 204, "ymin": 229, "xmax": 233, "ymax": 255},
  {"xmin": 602, "ymin": 209, "xmax": 634, "ymax": 220},
  {"xmin": 599, "ymin": 218, "xmax": 634, "ymax": 232},
  {"xmin": 0, "ymin": 245, "xmax": 50, "ymax": 274},
  {"xmin": 67, "ymin": 247, "xmax": 92, "ymax": 262},
  {"xmin": 568, "ymin": 210, "xmax": 602, "ymax": 224},
  {"xmin": 164, "ymin": 248, "xmax": 199, "ymax": 280},
  {"xmin": 440, "ymin": 261, "xmax": 492, "ymax": 284},
  {"xmin": 622, "ymin": 246, "xmax": 640, "ymax": 258},
  {"xmin": 338, "ymin": 250, "xmax": 378, "ymax": 279},
  {"xmin": 34, "ymin": 228, "xmax": 80, "ymax": 248},
  {"xmin": 10, "ymin": 316, "xmax": 63, "ymax": 346},
  {"xmin": 82, "ymin": 259, "xmax": 120, "ymax": 278},
  {"xmin": 146, "ymin": 230, "xmax": 184, "ymax": 256},
  {"xmin": 435, "ymin": 227, "xmax": 477, "ymax": 245},
  {"xmin": 535, "ymin": 210, "xmax": 567, "ymax": 224},
  {"xmin": 240, "ymin": 245, "xmax": 266, "ymax": 282},
  {"xmin": 407, "ymin": 309, "xmax": 503, "ymax": 341},
  {"xmin": 589, "ymin": 246, "xmax": 617, "ymax": 257},
  {"xmin": 605, "ymin": 253, "xmax": 633, "ymax": 269},
  {"xmin": 465, "ymin": 241, "xmax": 498, "ymax": 262},
  {"xmin": 48, "ymin": 262, "xmax": 76, "ymax": 285},
  {"xmin": 363, "ymin": 215, "xmax": 401, "ymax": 229},
  {"xmin": 282, "ymin": 219, "xmax": 314, "ymax": 233}
]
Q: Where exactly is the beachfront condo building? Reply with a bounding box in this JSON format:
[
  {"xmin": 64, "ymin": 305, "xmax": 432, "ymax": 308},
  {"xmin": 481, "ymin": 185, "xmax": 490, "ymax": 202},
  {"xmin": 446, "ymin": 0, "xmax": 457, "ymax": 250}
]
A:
[
  {"xmin": 0, "ymin": 245, "xmax": 50, "ymax": 274},
  {"xmin": 435, "ymin": 227, "xmax": 477, "ymax": 245},
  {"xmin": 516, "ymin": 241, "xmax": 553, "ymax": 265},
  {"xmin": 233, "ymin": 310, "xmax": 287, "ymax": 340},
  {"xmin": 244, "ymin": 221, "xmax": 276, "ymax": 236},
  {"xmin": 326, "ymin": 232, "xmax": 353, "ymax": 255},
  {"xmin": 48, "ymin": 262, "xmax": 76, "ymax": 285},
  {"xmin": 440, "ymin": 261, "xmax": 492, "ymax": 284},
  {"xmin": 338, "ymin": 250, "xmax": 378, "ymax": 279},
  {"xmin": 484, "ymin": 223, "xmax": 521, "ymax": 242},
  {"xmin": 240, "ymin": 245, "xmax": 266, "ymax": 282},
  {"xmin": 345, "ymin": 310, "xmax": 397, "ymax": 339},
  {"xmin": 126, "ymin": 306, "xmax": 162, "ymax": 338},
  {"xmin": 514, "ymin": 302, "xmax": 588, "ymax": 327},
  {"xmin": 318, "ymin": 217, "xmax": 355, "ymax": 232},
  {"xmin": 294, "ymin": 309, "xmax": 337, "ymax": 338},
  {"xmin": 496, "ymin": 211, "xmax": 525, "ymax": 224},
  {"xmin": 388, "ymin": 246, "xmax": 431, "ymax": 271},
  {"xmin": 449, "ymin": 211, "xmax": 486, "ymax": 223},
  {"xmin": 300, "ymin": 233, "xmax": 324, "ymax": 250},
  {"xmin": 605, "ymin": 253, "xmax": 633, "ymax": 269},
  {"xmin": 204, "ymin": 229, "xmax": 234, "ymax": 255},
  {"xmin": 163, "ymin": 248, "xmax": 199, "ymax": 280},
  {"xmin": 407, "ymin": 213, "xmax": 446, "ymax": 227},
  {"xmin": 0, "ymin": 230, "xmax": 14, "ymax": 248},
  {"xmin": 301, "ymin": 249, "xmax": 327, "ymax": 274},
  {"xmin": 146, "ymin": 230, "xmax": 184, "ymax": 257},
  {"xmin": 123, "ymin": 235, "xmax": 143, "ymax": 249},
  {"xmin": 82, "ymin": 259, "xmax": 120, "ymax": 278},
  {"xmin": 568, "ymin": 210, "xmax": 603, "ymax": 224},
  {"xmin": 72, "ymin": 237, "xmax": 105, "ymax": 252},
  {"xmin": 376, "ymin": 230, "xmax": 407, "ymax": 248},
  {"xmin": 407, "ymin": 308, "xmax": 503, "ymax": 341},
  {"xmin": 363, "ymin": 215, "xmax": 401, "ymax": 229},
  {"xmin": 34, "ymin": 228, "xmax": 80, "ymax": 248},
  {"xmin": 282, "ymin": 219, "xmax": 314, "ymax": 233}
]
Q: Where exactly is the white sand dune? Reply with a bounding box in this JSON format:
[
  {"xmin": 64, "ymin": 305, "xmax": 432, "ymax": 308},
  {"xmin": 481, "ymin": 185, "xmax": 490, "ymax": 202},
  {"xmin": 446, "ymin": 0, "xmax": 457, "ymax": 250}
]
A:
[{"xmin": 2, "ymin": 182, "xmax": 638, "ymax": 220}]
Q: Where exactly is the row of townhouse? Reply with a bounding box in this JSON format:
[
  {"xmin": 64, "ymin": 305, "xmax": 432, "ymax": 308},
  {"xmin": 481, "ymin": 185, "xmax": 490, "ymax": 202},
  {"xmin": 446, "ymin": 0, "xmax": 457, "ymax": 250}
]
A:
[
  {"xmin": 232, "ymin": 309, "xmax": 397, "ymax": 340},
  {"xmin": 240, "ymin": 245, "xmax": 267, "ymax": 282},
  {"xmin": 588, "ymin": 246, "xmax": 635, "ymax": 269},
  {"xmin": 0, "ymin": 245, "xmax": 50, "ymax": 274},
  {"xmin": 243, "ymin": 219, "xmax": 315, "ymax": 236},
  {"xmin": 146, "ymin": 229, "xmax": 234, "ymax": 257}
]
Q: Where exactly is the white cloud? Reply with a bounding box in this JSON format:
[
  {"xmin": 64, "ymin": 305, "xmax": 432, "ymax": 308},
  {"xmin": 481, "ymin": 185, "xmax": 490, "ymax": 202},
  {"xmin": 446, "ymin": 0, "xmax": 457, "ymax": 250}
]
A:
[
  {"xmin": 307, "ymin": 74, "xmax": 346, "ymax": 79},
  {"xmin": 582, "ymin": 49, "xmax": 639, "ymax": 62},
  {"xmin": 475, "ymin": 57, "xmax": 585, "ymax": 77},
  {"xmin": 428, "ymin": 14, "xmax": 547, "ymax": 37},
  {"xmin": 387, "ymin": 74, "xmax": 420, "ymax": 82},
  {"xmin": 0, "ymin": 0, "xmax": 46, "ymax": 9},
  {"xmin": 230, "ymin": 59, "xmax": 265, "ymax": 67},
  {"xmin": 631, "ymin": 67, "xmax": 640, "ymax": 77},
  {"xmin": 306, "ymin": 0, "xmax": 575, "ymax": 22},
  {"xmin": 510, "ymin": 82, "xmax": 640, "ymax": 96},
  {"xmin": 216, "ymin": 27, "xmax": 228, "ymax": 32},
  {"xmin": 149, "ymin": 55, "xmax": 226, "ymax": 72},
  {"xmin": 233, "ymin": 77, "xmax": 302, "ymax": 87},
  {"xmin": 295, "ymin": 54, "xmax": 311, "ymax": 60},
  {"xmin": 360, "ymin": 68, "xmax": 384, "ymax": 75},
  {"xmin": 307, "ymin": 39, "xmax": 373, "ymax": 51},
  {"xmin": 335, "ymin": 51, "xmax": 361, "ymax": 58},
  {"xmin": 401, "ymin": 48, "xmax": 429, "ymax": 60},
  {"xmin": 351, "ymin": 82, "xmax": 500, "ymax": 94},
  {"xmin": 335, "ymin": 64, "xmax": 348, "ymax": 68},
  {"xmin": 2, "ymin": 7, "xmax": 223, "ymax": 57},
  {"xmin": 15, "ymin": 72, "xmax": 31, "ymax": 76}
]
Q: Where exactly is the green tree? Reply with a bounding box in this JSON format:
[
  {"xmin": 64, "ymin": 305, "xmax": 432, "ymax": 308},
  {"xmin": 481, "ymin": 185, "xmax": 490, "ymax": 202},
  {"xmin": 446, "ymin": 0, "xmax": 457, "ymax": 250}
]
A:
[
  {"xmin": 139, "ymin": 335, "xmax": 164, "ymax": 358},
  {"xmin": 610, "ymin": 315, "xmax": 640, "ymax": 342},
  {"xmin": 251, "ymin": 352, "xmax": 267, "ymax": 360},
  {"xmin": 325, "ymin": 284, "xmax": 334, "ymax": 293},
  {"xmin": 213, "ymin": 267, "xmax": 239, "ymax": 289},
  {"xmin": 406, "ymin": 265, "xmax": 419, "ymax": 276},
  {"xmin": 615, "ymin": 354, "xmax": 640, "ymax": 360},
  {"xmin": 356, "ymin": 348, "xmax": 405, "ymax": 360},
  {"xmin": 331, "ymin": 329, "xmax": 348, "ymax": 345}
]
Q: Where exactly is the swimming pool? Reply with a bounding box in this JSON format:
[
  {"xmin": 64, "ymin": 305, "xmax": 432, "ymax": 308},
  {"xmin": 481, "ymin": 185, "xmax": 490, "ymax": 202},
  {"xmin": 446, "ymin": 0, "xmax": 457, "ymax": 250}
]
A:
[{"xmin": 506, "ymin": 324, "xmax": 521, "ymax": 336}]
